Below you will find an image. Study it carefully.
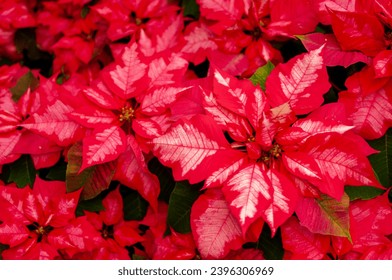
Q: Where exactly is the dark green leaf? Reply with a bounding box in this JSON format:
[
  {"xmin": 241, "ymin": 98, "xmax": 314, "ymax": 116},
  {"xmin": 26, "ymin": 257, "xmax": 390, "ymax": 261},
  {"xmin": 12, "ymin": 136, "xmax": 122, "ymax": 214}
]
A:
[
  {"xmin": 0, "ymin": 163, "xmax": 11, "ymax": 183},
  {"xmin": 148, "ymin": 157, "xmax": 175, "ymax": 203},
  {"xmin": 182, "ymin": 0, "xmax": 200, "ymax": 19},
  {"xmin": 167, "ymin": 181, "xmax": 200, "ymax": 233},
  {"xmin": 250, "ymin": 61, "xmax": 275, "ymax": 91},
  {"xmin": 56, "ymin": 73, "xmax": 70, "ymax": 85},
  {"xmin": 121, "ymin": 186, "xmax": 148, "ymax": 221},
  {"xmin": 368, "ymin": 128, "xmax": 392, "ymax": 187},
  {"xmin": 10, "ymin": 71, "xmax": 39, "ymax": 102},
  {"xmin": 345, "ymin": 186, "xmax": 385, "ymax": 201},
  {"xmin": 0, "ymin": 244, "xmax": 9, "ymax": 260},
  {"xmin": 75, "ymin": 194, "xmax": 105, "ymax": 216},
  {"xmin": 132, "ymin": 254, "xmax": 147, "ymax": 260},
  {"xmin": 81, "ymin": 6, "xmax": 90, "ymax": 19},
  {"xmin": 323, "ymin": 87, "xmax": 339, "ymax": 104},
  {"xmin": 66, "ymin": 142, "xmax": 116, "ymax": 199},
  {"xmin": 256, "ymin": 224, "xmax": 284, "ymax": 260},
  {"xmin": 8, "ymin": 155, "xmax": 36, "ymax": 188},
  {"xmin": 45, "ymin": 160, "xmax": 67, "ymax": 181},
  {"xmin": 14, "ymin": 28, "xmax": 53, "ymax": 77}
]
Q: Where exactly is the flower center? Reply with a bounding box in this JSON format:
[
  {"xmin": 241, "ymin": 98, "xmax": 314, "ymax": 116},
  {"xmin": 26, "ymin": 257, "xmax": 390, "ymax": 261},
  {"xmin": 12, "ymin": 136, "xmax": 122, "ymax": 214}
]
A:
[
  {"xmin": 258, "ymin": 143, "xmax": 283, "ymax": 167},
  {"xmin": 130, "ymin": 11, "xmax": 149, "ymax": 26},
  {"xmin": 248, "ymin": 135, "xmax": 255, "ymax": 142},
  {"xmin": 27, "ymin": 222, "xmax": 53, "ymax": 242},
  {"xmin": 270, "ymin": 143, "xmax": 282, "ymax": 158},
  {"xmin": 119, "ymin": 106, "xmax": 135, "ymax": 122},
  {"xmin": 100, "ymin": 224, "xmax": 114, "ymax": 240},
  {"xmin": 244, "ymin": 26, "xmax": 262, "ymax": 41}
]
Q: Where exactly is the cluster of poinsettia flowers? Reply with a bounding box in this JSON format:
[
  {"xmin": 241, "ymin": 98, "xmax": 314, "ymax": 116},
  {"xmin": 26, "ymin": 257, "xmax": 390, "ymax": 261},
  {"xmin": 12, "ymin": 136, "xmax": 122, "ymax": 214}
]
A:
[{"xmin": 0, "ymin": 0, "xmax": 392, "ymax": 260}]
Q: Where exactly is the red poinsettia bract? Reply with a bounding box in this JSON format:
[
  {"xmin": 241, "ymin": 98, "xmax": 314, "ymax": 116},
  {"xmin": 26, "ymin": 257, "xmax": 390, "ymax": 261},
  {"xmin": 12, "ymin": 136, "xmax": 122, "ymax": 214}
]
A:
[
  {"xmin": 151, "ymin": 56, "xmax": 383, "ymax": 258},
  {"xmin": 0, "ymin": 177, "xmax": 102, "ymax": 259}
]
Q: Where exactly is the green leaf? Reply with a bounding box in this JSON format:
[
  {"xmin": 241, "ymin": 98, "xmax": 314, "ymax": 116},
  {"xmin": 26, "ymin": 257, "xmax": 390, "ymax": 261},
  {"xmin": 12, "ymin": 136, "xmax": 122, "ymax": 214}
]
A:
[
  {"xmin": 10, "ymin": 71, "xmax": 39, "ymax": 102},
  {"xmin": 66, "ymin": 142, "xmax": 116, "ymax": 200},
  {"xmin": 182, "ymin": 0, "xmax": 200, "ymax": 19},
  {"xmin": 121, "ymin": 186, "xmax": 148, "ymax": 221},
  {"xmin": 14, "ymin": 28, "xmax": 53, "ymax": 76},
  {"xmin": 167, "ymin": 181, "xmax": 200, "ymax": 233},
  {"xmin": 8, "ymin": 155, "xmax": 36, "ymax": 188},
  {"xmin": 45, "ymin": 160, "xmax": 67, "ymax": 181},
  {"xmin": 0, "ymin": 244, "xmax": 9, "ymax": 260},
  {"xmin": 75, "ymin": 195, "xmax": 105, "ymax": 217},
  {"xmin": 256, "ymin": 224, "xmax": 284, "ymax": 260},
  {"xmin": 80, "ymin": 6, "xmax": 90, "ymax": 19},
  {"xmin": 148, "ymin": 157, "xmax": 175, "ymax": 203},
  {"xmin": 56, "ymin": 73, "xmax": 70, "ymax": 85},
  {"xmin": 368, "ymin": 128, "xmax": 392, "ymax": 187},
  {"xmin": 131, "ymin": 254, "xmax": 147, "ymax": 260},
  {"xmin": 345, "ymin": 186, "xmax": 385, "ymax": 201},
  {"xmin": 250, "ymin": 61, "xmax": 275, "ymax": 91}
]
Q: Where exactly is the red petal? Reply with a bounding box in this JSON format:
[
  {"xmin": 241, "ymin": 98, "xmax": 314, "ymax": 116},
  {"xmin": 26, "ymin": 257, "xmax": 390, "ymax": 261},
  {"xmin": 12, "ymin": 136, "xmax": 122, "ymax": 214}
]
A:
[
  {"xmin": 151, "ymin": 115, "xmax": 241, "ymax": 183},
  {"xmin": 281, "ymin": 216, "xmax": 330, "ymax": 260},
  {"xmin": 269, "ymin": 0, "xmax": 318, "ymax": 36},
  {"xmin": 0, "ymin": 131, "xmax": 22, "ymax": 164},
  {"xmin": 48, "ymin": 217, "xmax": 104, "ymax": 255},
  {"xmin": 140, "ymin": 87, "xmax": 191, "ymax": 116},
  {"xmin": 350, "ymin": 193, "xmax": 392, "ymax": 252},
  {"xmin": 329, "ymin": 9, "xmax": 386, "ymax": 56},
  {"xmin": 103, "ymin": 42, "xmax": 148, "ymax": 99},
  {"xmin": 373, "ymin": 50, "xmax": 392, "ymax": 78},
  {"xmin": 339, "ymin": 83, "xmax": 392, "ymax": 140},
  {"xmin": 301, "ymin": 134, "xmax": 382, "ymax": 199},
  {"xmin": 114, "ymin": 221, "xmax": 144, "ymax": 247},
  {"xmin": 21, "ymin": 100, "xmax": 84, "ymax": 146},
  {"xmin": 114, "ymin": 135, "xmax": 159, "ymax": 212},
  {"xmin": 299, "ymin": 33, "xmax": 370, "ymax": 67},
  {"xmin": 266, "ymin": 46, "xmax": 330, "ymax": 115},
  {"xmin": 0, "ymin": 223, "xmax": 30, "ymax": 247},
  {"xmin": 81, "ymin": 126, "xmax": 127, "ymax": 170},
  {"xmin": 101, "ymin": 188, "xmax": 123, "ymax": 226},
  {"xmin": 191, "ymin": 189, "xmax": 243, "ymax": 259},
  {"xmin": 261, "ymin": 169, "xmax": 299, "ymax": 235},
  {"xmin": 223, "ymin": 163, "xmax": 272, "ymax": 235},
  {"xmin": 0, "ymin": 184, "xmax": 30, "ymax": 224}
]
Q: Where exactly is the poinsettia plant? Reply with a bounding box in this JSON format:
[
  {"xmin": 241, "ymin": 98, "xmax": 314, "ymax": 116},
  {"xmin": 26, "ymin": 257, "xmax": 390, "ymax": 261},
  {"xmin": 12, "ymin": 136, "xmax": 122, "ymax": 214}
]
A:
[{"xmin": 0, "ymin": 0, "xmax": 391, "ymax": 260}]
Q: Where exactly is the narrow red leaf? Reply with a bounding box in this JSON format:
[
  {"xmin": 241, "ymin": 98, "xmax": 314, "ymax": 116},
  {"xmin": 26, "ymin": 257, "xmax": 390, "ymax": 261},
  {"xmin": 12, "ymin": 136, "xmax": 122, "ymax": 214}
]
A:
[
  {"xmin": 114, "ymin": 135, "xmax": 159, "ymax": 212},
  {"xmin": 223, "ymin": 163, "xmax": 272, "ymax": 235},
  {"xmin": 261, "ymin": 169, "xmax": 299, "ymax": 235}
]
